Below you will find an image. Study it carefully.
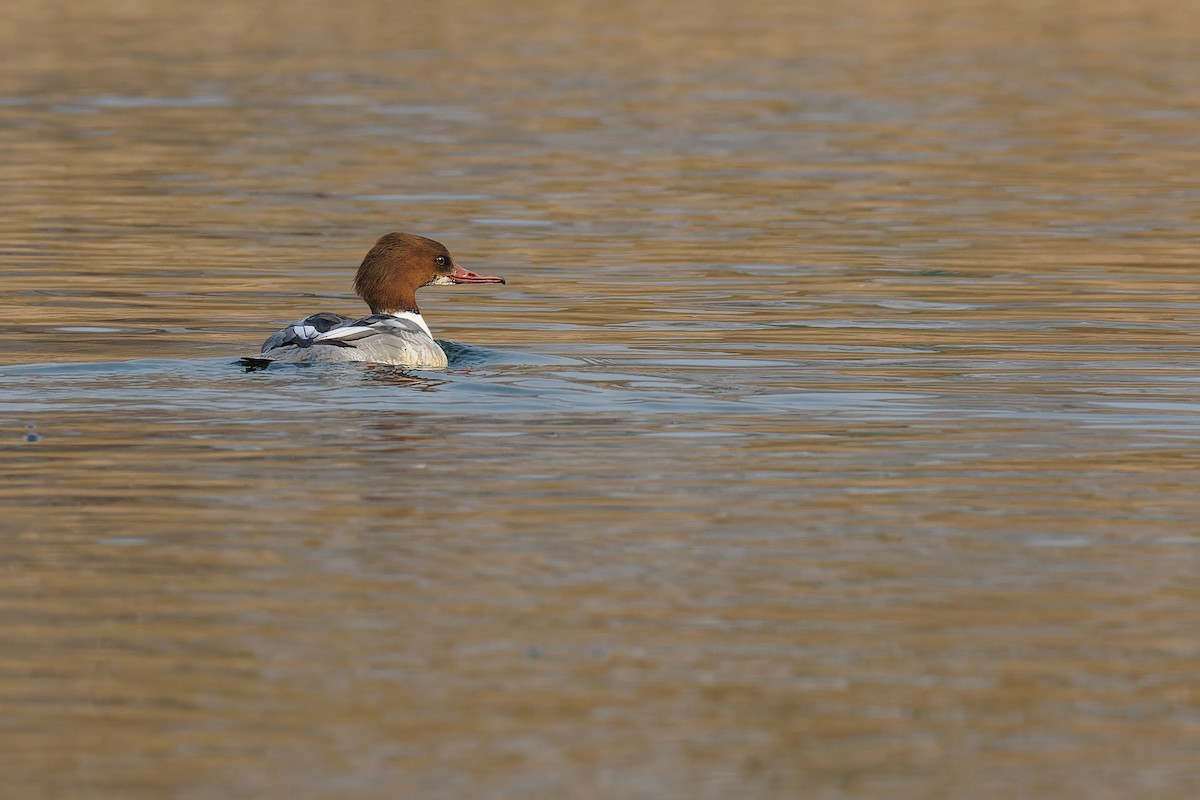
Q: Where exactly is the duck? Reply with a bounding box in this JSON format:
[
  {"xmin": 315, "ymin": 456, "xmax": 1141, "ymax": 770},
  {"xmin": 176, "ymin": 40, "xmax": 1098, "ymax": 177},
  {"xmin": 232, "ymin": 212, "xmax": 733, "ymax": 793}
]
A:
[{"xmin": 255, "ymin": 232, "xmax": 505, "ymax": 368}]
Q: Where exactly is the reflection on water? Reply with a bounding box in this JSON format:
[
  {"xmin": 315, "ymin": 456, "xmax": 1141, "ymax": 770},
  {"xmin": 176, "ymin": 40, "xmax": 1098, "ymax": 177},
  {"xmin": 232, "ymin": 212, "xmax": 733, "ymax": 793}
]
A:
[{"xmin": 2, "ymin": 0, "xmax": 1199, "ymax": 797}]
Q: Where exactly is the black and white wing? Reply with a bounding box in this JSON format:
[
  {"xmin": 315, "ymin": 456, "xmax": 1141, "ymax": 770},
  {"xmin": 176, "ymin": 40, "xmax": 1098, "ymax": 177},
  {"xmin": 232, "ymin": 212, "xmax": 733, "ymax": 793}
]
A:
[{"xmin": 259, "ymin": 312, "xmax": 357, "ymax": 352}]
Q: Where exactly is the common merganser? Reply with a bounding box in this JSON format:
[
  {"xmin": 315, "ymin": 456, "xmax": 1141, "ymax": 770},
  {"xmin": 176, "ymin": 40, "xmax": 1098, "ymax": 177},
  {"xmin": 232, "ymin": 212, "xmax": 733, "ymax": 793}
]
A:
[{"xmin": 256, "ymin": 232, "xmax": 505, "ymax": 368}]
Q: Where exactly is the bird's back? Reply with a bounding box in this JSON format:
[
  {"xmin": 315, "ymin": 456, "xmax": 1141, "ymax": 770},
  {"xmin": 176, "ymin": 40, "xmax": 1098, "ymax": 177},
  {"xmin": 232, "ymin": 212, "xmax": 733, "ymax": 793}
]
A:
[{"xmin": 259, "ymin": 312, "xmax": 448, "ymax": 368}]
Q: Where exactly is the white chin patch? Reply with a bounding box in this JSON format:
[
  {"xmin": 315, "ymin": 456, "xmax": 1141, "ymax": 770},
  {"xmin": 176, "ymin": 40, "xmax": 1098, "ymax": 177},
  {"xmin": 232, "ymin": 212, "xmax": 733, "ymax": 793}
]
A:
[{"xmin": 429, "ymin": 275, "xmax": 455, "ymax": 286}]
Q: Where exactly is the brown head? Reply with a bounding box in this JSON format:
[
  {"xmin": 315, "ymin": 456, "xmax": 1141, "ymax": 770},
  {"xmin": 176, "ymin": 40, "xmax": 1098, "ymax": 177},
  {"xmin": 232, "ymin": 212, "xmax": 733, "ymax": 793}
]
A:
[{"xmin": 352, "ymin": 232, "xmax": 505, "ymax": 315}]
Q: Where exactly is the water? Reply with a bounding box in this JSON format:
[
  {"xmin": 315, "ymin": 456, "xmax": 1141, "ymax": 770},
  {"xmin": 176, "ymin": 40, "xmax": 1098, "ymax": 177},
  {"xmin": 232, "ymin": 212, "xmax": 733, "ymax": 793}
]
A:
[{"xmin": 2, "ymin": 1, "xmax": 1199, "ymax": 797}]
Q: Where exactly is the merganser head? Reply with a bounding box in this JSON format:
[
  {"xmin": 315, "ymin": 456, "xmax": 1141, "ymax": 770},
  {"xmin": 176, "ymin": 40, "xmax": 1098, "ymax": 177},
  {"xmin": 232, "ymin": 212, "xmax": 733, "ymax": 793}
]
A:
[{"xmin": 353, "ymin": 232, "xmax": 505, "ymax": 315}]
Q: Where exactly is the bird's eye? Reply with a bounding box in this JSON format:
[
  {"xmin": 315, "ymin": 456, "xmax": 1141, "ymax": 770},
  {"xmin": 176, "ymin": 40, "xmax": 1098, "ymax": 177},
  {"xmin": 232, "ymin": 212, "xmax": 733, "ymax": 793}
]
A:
[{"xmin": 435, "ymin": 256, "xmax": 447, "ymax": 267}]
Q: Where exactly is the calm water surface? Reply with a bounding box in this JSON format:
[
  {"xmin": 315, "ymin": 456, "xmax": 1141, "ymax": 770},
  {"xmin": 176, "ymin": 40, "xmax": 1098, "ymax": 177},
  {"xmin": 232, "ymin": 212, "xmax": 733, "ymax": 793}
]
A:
[{"xmin": 1, "ymin": 1, "xmax": 1198, "ymax": 798}]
